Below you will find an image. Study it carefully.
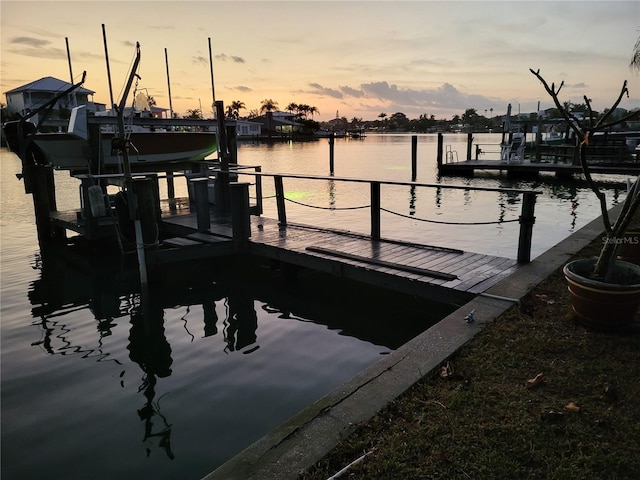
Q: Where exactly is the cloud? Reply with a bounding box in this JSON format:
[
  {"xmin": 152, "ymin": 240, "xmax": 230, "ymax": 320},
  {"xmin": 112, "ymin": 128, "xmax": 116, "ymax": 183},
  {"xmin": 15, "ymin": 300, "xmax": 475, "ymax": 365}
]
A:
[
  {"xmin": 215, "ymin": 53, "xmax": 245, "ymax": 64},
  {"xmin": 309, "ymin": 80, "xmax": 503, "ymax": 116},
  {"xmin": 308, "ymin": 83, "xmax": 343, "ymax": 99},
  {"xmin": 10, "ymin": 37, "xmax": 50, "ymax": 48},
  {"xmin": 340, "ymin": 85, "xmax": 365, "ymax": 98},
  {"xmin": 233, "ymin": 85, "xmax": 252, "ymax": 92},
  {"xmin": 192, "ymin": 55, "xmax": 208, "ymax": 66}
]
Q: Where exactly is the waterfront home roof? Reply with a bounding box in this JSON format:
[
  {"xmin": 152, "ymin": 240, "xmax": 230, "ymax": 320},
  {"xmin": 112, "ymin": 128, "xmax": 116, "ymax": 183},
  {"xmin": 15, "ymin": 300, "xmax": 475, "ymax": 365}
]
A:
[{"xmin": 4, "ymin": 76, "xmax": 94, "ymax": 96}]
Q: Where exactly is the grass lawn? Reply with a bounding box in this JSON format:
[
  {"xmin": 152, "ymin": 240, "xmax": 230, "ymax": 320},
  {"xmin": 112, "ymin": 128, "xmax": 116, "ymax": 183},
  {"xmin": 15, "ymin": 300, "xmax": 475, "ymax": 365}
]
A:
[{"xmin": 301, "ymin": 235, "xmax": 640, "ymax": 480}]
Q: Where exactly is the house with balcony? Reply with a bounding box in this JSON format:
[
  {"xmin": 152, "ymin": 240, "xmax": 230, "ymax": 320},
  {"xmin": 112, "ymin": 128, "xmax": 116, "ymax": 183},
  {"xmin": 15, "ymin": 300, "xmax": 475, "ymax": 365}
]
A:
[{"xmin": 4, "ymin": 76, "xmax": 104, "ymax": 128}]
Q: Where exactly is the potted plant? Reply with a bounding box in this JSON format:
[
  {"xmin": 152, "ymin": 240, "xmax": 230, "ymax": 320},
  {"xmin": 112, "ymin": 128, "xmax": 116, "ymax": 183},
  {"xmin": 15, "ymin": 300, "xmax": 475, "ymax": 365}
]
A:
[{"xmin": 530, "ymin": 66, "xmax": 640, "ymax": 332}]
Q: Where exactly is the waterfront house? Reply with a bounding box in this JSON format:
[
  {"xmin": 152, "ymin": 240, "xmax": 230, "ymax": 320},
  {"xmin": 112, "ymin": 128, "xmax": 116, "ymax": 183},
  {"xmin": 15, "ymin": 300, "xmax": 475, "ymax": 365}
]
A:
[
  {"xmin": 4, "ymin": 77, "xmax": 104, "ymax": 128},
  {"xmin": 252, "ymin": 110, "xmax": 304, "ymax": 136}
]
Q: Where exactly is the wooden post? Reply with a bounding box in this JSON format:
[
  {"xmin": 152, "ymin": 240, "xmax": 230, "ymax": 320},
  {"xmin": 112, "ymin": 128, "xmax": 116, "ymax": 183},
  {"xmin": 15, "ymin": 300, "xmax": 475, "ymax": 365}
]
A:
[
  {"xmin": 329, "ymin": 133, "xmax": 335, "ymax": 175},
  {"xmin": 517, "ymin": 192, "xmax": 537, "ymax": 263},
  {"xmin": 215, "ymin": 100, "xmax": 230, "ymax": 212},
  {"xmin": 436, "ymin": 133, "xmax": 444, "ymax": 171},
  {"xmin": 254, "ymin": 166, "xmax": 263, "ymax": 215},
  {"xmin": 274, "ymin": 175, "xmax": 287, "ymax": 225},
  {"xmin": 411, "ymin": 135, "xmax": 417, "ymax": 181},
  {"xmin": 166, "ymin": 171, "xmax": 175, "ymax": 200},
  {"xmin": 466, "ymin": 132, "xmax": 473, "ymax": 161},
  {"xmin": 191, "ymin": 177, "xmax": 210, "ymax": 232},
  {"xmin": 371, "ymin": 181, "xmax": 381, "ymax": 240},
  {"xmin": 227, "ymin": 124, "xmax": 238, "ymax": 165},
  {"xmin": 230, "ymin": 182, "xmax": 251, "ymax": 244},
  {"xmin": 29, "ymin": 165, "xmax": 58, "ymax": 245}
]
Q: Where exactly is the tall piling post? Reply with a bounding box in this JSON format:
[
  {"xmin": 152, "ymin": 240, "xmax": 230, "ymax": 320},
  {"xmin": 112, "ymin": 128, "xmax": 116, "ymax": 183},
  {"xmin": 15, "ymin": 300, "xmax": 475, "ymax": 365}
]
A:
[
  {"xmin": 517, "ymin": 192, "xmax": 537, "ymax": 263},
  {"xmin": 230, "ymin": 182, "xmax": 251, "ymax": 248},
  {"xmin": 466, "ymin": 132, "xmax": 473, "ymax": 161},
  {"xmin": 275, "ymin": 175, "xmax": 287, "ymax": 225},
  {"xmin": 329, "ymin": 133, "xmax": 335, "ymax": 175},
  {"xmin": 371, "ymin": 181, "xmax": 381, "ymax": 240},
  {"xmin": 411, "ymin": 135, "xmax": 418, "ymax": 181},
  {"xmin": 436, "ymin": 133, "xmax": 444, "ymax": 172},
  {"xmin": 191, "ymin": 177, "xmax": 211, "ymax": 232}
]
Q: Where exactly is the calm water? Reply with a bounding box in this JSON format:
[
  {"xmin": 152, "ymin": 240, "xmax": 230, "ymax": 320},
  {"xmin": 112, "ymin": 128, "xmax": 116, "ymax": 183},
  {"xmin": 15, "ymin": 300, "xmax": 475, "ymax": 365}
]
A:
[{"xmin": 0, "ymin": 134, "xmax": 627, "ymax": 479}]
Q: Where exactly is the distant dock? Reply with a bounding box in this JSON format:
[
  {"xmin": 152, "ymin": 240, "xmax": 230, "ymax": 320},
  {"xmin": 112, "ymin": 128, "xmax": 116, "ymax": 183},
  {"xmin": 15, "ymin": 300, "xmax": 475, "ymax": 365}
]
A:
[{"xmin": 435, "ymin": 132, "xmax": 640, "ymax": 178}]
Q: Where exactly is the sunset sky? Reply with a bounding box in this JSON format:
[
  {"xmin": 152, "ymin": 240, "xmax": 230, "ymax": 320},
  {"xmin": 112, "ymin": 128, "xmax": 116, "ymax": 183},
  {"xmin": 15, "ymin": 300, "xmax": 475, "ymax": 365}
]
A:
[{"xmin": 1, "ymin": 0, "xmax": 638, "ymax": 122}]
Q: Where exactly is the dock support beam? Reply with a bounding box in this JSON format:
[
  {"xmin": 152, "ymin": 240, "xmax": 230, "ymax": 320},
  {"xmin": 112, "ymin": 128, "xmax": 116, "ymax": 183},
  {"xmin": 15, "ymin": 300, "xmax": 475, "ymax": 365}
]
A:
[
  {"xmin": 466, "ymin": 133, "xmax": 473, "ymax": 161},
  {"xmin": 371, "ymin": 181, "xmax": 381, "ymax": 240},
  {"xmin": 517, "ymin": 192, "xmax": 537, "ymax": 263}
]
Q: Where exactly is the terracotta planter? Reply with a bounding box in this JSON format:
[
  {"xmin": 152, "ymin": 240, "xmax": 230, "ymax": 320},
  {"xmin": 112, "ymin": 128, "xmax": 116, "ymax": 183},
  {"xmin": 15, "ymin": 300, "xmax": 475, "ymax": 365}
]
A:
[
  {"xmin": 617, "ymin": 230, "xmax": 640, "ymax": 266},
  {"xmin": 563, "ymin": 258, "xmax": 640, "ymax": 332}
]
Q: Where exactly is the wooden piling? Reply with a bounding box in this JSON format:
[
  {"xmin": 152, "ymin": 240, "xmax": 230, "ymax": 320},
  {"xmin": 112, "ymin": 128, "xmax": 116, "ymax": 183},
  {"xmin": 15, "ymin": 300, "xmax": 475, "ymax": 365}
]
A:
[
  {"xmin": 329, "ymin": 133, "xmax": 335, "ymax": 175},
  {"xmin": 191, "ymin": 177, "xmax": 210, "ymax": 232},
  {"xmin": 466, "ymin": 132, "xmax": 473, "ymax": 161},
  {"xmin": 275, "ymin": 175, "xmax": 287, "ymax": 225},
  {"xmin": 230, "ymin": 182, "xmax": 251, "ymax": 244},
  {"xmin": 436, "ymin": 133, "xmax": 444, "ymax": 171},
  {"xmin": 371, "ymin": 181, "xmax": 381, "ymax": 240},
  {"xmin": 411, "ymin": 135, "xmax": 417, "ymax": 181},
  {"xmin": 517, "ymin": 192, "xmax": 537, "ymax": 263}
]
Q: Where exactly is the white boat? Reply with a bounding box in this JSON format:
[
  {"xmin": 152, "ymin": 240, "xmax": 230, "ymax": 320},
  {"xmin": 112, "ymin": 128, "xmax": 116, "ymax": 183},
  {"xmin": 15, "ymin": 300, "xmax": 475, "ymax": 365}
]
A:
[{"xmin": 3, "ymin": 48, "xmax": 218, "ymax": 172}]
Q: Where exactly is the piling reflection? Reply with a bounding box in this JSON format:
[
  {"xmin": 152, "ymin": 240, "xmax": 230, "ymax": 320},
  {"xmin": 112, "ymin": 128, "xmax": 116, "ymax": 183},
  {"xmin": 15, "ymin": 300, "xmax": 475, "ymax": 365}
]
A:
[
  {"xmin": 128, "ymin": 290, "xmax": 174, "ymax": 459},
  {"xmin": 25, "ymin": 242, "xmax": 448, "ymax": 468},
  {"xmin": 223, "ymin": 295, "xmax": 259, "ymax": 354}
]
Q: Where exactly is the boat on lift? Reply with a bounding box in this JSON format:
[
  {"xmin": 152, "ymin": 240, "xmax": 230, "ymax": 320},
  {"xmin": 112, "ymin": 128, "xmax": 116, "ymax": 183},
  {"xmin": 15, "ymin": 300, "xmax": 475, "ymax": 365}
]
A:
[{"xmin": 3, "ymin": 45, "xmax": 218, "ymax": 173}]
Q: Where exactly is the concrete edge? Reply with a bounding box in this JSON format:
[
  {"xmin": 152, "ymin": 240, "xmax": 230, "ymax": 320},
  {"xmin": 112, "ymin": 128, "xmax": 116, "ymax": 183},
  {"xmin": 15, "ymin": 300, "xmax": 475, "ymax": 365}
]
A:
[{"xmin": 202, "ymin": 206, "xmax": 615, "ymax": 480}]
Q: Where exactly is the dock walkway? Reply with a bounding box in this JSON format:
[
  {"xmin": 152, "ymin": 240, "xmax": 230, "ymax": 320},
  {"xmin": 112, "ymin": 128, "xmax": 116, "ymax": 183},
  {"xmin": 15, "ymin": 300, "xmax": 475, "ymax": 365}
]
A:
[
  {"xmin": 439, "ymin": 158, "xmax": 640, "ymax": 177},
  {"xmin": 156, "ymin": 207, "xmax": 518, "ymax": 305}
]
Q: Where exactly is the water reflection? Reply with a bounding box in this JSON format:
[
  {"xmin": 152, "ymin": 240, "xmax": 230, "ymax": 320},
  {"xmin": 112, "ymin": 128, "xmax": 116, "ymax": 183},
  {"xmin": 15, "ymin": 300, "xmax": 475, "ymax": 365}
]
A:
[
  {"xmin": 21, "ymin": 242, "xmax": 447, "ymax": 477},
  {"xmin": 223, "ymin": 295, "xmax": 259, "ymax": 354},
  {"xmin": 127, "ymin": 289, "xmax": 175, "ymax": 459}
]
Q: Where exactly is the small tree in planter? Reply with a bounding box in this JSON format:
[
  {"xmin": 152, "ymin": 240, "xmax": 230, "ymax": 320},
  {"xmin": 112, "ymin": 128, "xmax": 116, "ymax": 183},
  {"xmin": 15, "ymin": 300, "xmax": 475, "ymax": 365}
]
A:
[{"xmin": 530, "ymin": 68, "xmax": 640, "ymax": 330}]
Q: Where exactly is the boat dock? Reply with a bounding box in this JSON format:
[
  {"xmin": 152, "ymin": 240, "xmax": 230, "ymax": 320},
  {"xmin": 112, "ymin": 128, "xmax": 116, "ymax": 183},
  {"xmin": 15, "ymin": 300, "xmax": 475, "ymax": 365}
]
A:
[
  {"xmin": 435, "ymin": 132, "xmax": 640, "ymax": 177},
  {"xmin": 47, "ymin": 169, "xmax": 538, "ymax": 307},
  {"xmin": 157, "ymin": 210, "xmax": 519, "ymax": 306}
]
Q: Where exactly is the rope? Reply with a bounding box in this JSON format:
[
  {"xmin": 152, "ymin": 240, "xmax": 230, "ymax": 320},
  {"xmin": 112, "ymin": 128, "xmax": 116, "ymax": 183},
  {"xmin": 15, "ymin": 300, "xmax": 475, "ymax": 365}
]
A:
[
  {"xmin": 380, "ymin": 207, "xmax": 520, "ymax": 225},
  {"xmin": 278, "ymin": 197, "xmax": 518, "ymax": 225},
  {"xmin": 284, "ymin": 197, "xmax": 369, "ymax": 211}
]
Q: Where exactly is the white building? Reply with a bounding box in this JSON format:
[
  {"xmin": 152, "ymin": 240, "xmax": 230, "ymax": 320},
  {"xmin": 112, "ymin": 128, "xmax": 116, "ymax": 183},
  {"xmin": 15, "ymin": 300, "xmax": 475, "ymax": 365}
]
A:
[{"xmin": 4, "ymin": 76, "xmax": 103, "ymax": 125}]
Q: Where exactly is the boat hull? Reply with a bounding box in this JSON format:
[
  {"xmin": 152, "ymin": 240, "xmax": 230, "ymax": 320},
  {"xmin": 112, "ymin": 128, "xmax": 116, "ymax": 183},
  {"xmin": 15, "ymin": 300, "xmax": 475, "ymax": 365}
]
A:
[
  {"xmin": 29, "ymin": 132, "xmax": 217, "ymax": 169},
  {"xmin": 101, "ymin": 132, "xmax": 218, "ymax": 165}
]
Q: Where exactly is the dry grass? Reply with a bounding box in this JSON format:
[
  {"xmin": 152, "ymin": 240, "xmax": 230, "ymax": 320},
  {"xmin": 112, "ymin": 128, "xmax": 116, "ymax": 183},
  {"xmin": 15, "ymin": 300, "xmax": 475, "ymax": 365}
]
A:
[{"xmin": 301, "ymin": 236, "xmax": 640, "ymax": 480}]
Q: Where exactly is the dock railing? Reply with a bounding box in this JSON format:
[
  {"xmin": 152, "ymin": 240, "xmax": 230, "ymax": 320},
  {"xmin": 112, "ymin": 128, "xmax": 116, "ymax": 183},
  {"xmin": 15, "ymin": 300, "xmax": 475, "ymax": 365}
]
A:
[{"xmin": 223, "ymin": 170, "xmax": 541, "ymax": 263}]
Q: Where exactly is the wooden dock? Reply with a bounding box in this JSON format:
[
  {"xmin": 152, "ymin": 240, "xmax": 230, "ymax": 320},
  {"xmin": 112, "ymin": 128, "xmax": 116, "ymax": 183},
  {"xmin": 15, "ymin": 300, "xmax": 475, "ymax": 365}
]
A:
[
  {"xmin": 434, "ymin": 132, "xmax": 640, "ymax": 177},
  {"xmin": 438, "ymin": 158, "xmax": 640, "ymax": 177},
  {"xmin": 155, "ymin": 207, "xmax": 518, "ymax": 306}
]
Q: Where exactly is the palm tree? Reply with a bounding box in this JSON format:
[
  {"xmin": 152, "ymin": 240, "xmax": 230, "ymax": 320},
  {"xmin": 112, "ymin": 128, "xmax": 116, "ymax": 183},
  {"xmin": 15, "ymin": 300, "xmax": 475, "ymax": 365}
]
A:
[
  {"xmin": 286, "ymin": 102, "xmax": 298, "ymax": 115},
  {"xmin": 378, "ymin": 112, "xmax": 387, "ymax": 131},
  {"xmin": 229, "ymin": 100, "xmax": 245, "ymax": 119},
  {"xmin": 308, "ymin": 106, "xmax": 319, "ymax": 119},
  {"xmin": 260, "ymin": 99, "xmax": 278, "ymax": 136},
  {"xmin": 260, "ymin": 99, "xmax": 278, "ymax": 114}
]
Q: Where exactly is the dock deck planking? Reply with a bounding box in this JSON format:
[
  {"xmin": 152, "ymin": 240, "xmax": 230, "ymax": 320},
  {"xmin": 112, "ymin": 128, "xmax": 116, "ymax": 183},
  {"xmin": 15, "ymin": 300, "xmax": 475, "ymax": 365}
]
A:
[{"xmin": 159, "ymin": 209, "xmax": 520, "ymax": 304}]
